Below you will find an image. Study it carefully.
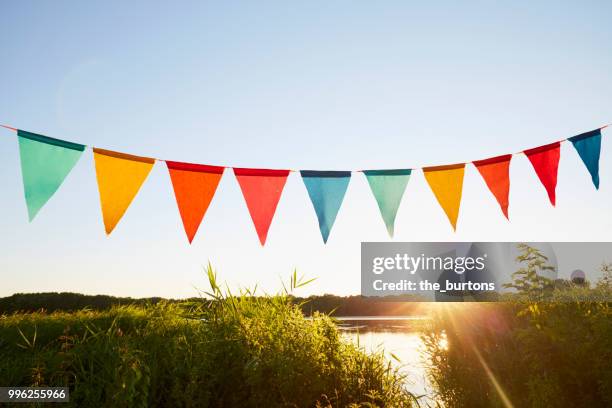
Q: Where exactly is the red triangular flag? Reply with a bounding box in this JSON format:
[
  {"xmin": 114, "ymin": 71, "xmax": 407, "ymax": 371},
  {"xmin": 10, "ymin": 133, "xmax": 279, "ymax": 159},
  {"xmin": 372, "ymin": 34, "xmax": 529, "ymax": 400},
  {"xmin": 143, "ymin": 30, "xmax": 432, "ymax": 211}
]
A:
[
  {"xmin": 233, "ymin": 168, "xmax": 290, "ymax": 245},
  {"xmin": 473, "ymin": 154, "xmax": 512, "ymax": 219},
  {"xmin": 166, "ymin": 161, "xmax": 224, "ymax": 243},
  {"xmin": 524, "ymin": 142, "xmax": 561, "ymax": 206}
]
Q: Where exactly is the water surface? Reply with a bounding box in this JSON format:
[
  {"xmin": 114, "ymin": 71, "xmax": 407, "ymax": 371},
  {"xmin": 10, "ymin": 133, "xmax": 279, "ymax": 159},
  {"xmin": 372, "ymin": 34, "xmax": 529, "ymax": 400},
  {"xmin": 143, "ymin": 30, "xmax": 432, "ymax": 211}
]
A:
[{"xmin": 337, "ymin": 316, "xmax": 436, "ymax": 404}]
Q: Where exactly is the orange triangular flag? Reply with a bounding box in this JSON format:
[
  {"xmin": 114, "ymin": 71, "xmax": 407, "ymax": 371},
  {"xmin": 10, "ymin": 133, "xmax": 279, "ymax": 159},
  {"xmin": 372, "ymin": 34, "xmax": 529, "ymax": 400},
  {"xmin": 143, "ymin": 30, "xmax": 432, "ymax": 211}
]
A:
[
  {"xmin": 233, "ymin": 168, "xmax": 290, "ymax": 245},
  {"xmin": 423, "ymin": 163, "xmax": 465, "ymax": 230},
  {"xmin": 93, "ymin": 148, "xmax": 155, "ymax": 234},
  {"xmin": 166, "ymin": 161, "xmax": 224, "ymax": 243},
  {"xmin": 473, "ymin": 154, "xmax": 512, "ymax": 219}
]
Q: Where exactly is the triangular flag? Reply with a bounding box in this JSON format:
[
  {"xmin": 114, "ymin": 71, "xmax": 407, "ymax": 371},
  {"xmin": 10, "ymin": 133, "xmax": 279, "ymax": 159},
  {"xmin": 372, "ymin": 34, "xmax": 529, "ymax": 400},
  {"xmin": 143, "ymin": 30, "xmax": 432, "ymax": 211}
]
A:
[
  {"xmin": 233, "ymin": 168, "xmax": 290, "ymax": 245},
  {"xmin": 473, "ymin": 155, "xmax": 512, "ymax": 219},
  {"xmin": 301, "ymin": 171, "xmax": 351, "ymax": 243},
  {"xmin": 423, "ymin": 164, "xmax": 465, "ymax": 230},
  {"xmin": 524, "ymin": 142, "xmax": 561, "ymax": 206},
  {"xmin": 93, "ymin": 148, "xmax": 155, "ymax": 234},
  {"xmin": 17, "ymin": 130, "xmax": 85, "ymax": 221},
  {"xmin": 363, "ymin": 169, "xmax": 411, "ymax": 237},
  {"xmin": 166, "ymin": 161, "xmax": 224, "ymax": 243},
  {"xmin": 568, "ymin": 129, "xmax": 601, "ymax": 189}
]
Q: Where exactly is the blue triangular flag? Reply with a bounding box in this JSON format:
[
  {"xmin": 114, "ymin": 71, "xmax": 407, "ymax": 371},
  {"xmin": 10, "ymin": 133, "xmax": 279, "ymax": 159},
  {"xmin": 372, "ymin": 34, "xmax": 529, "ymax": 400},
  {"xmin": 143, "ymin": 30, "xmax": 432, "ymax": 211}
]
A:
[
  {"xmin": 569, "ymin": 129, "xmax": 602, "ymax": 189},
  {"xmin": 301, "ymin": 170, "xmax": 351, "ymax": 243}
]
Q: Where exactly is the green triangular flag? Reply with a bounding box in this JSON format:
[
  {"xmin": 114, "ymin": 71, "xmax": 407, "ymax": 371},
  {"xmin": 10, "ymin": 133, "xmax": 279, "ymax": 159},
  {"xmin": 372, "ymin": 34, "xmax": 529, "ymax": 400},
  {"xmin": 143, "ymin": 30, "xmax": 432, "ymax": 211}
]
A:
[
  {"xmin": 363, "ymin": 169, "xmax": 411, "ymax": 237},
  {"xmin": 17, "ymin": 130, "xmax": 85, "ymax": 221}
]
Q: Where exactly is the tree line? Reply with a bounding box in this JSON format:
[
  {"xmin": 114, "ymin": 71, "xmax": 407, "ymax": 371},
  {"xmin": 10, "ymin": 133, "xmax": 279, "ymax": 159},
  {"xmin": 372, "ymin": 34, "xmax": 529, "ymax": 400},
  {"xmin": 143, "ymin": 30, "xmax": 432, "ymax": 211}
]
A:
[{"xmin": 0, "ymin": 292, "xmax": 424, "ymax": 316}]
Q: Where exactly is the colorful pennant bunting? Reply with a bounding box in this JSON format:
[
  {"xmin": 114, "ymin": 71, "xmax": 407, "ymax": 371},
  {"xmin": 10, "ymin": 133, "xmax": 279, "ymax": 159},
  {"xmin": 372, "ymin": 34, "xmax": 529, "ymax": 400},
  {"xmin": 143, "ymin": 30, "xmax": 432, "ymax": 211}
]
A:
[
  {"xmin": 166, "ymin": 161, "xmax": 224, "ymax": 243},
  {"xmin": 233, "ymin": 168, "xmax": 290, "ymax": 245},
  {"xmin": 17, "ymin": 130, "xmax": 85, "ymax": 221},
  {"xmin": 569, "ymin": 129, "xmax": 601, "ymax": 189},
  {"xmin": 524, "ymin": 142, "xmax": 561, "ymax": 206},
  {"xmin": 93, "ymin": 148, "xmax": 155, "ymax": 234},
  {"xmin": 2, "ymin": 123, "xmax": 608, "ymax": 242},
  {"xmin": 363, "ymin": 169, "xmax": 411, "ymax": 237},
  {"xmin": 473, "ymin": 155, "xmax": 512, "ymax": 219},
  {"xmin": 423, "ymin": 164, "xmax": 465, "ymax": 230},
  {"xmin": 301, "ymin": 171, "xmax": 351, "ymax": 243}
]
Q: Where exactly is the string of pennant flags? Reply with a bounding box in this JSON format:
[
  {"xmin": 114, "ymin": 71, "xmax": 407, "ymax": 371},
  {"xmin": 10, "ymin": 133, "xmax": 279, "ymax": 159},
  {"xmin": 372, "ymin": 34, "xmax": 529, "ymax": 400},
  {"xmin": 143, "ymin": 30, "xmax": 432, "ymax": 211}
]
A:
[{"xmin": 1, "ymin": 123, "xmax": 607, "ymax": 244}]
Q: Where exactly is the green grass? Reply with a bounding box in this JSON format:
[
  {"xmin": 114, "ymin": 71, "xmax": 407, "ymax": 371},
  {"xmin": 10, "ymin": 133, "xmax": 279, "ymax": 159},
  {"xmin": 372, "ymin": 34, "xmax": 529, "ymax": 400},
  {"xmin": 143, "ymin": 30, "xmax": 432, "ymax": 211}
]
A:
[{"xmin": 0, "ymin": 268, "xmax": 416, "ymax": 407}]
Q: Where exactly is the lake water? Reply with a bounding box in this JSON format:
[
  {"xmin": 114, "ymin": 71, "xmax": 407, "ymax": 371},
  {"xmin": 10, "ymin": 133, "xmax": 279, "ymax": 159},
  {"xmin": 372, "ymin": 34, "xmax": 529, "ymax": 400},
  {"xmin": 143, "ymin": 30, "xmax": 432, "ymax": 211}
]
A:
[{"xmin": 337, "ymin": 316, "xmax": 437, "ymax": 405}]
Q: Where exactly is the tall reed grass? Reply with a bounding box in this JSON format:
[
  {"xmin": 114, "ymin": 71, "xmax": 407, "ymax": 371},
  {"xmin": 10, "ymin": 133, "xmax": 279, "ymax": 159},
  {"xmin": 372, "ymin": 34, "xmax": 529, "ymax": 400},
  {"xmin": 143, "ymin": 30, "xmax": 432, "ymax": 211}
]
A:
[{"xmin": 0, "ymin": 267, "xmax": 416, "ymax": 407}]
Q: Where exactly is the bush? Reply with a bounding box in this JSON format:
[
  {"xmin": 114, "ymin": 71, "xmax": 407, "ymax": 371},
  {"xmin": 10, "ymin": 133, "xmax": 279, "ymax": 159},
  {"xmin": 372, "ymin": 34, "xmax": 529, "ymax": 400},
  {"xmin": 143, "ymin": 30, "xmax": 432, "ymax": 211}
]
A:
[
  {"xmin": 422, "ymin": 255, "xmax": 612, "ymax": 408},
  {"xmin": 423, "ymin": 301, "xmax": 611, "ymax": 408}
]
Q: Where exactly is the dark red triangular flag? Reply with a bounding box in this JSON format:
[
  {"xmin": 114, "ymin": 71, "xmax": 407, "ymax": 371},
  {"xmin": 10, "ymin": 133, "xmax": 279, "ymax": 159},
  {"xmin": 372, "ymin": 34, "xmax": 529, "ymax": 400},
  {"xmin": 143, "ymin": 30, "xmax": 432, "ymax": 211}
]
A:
[
  {"xmin": 233, "ymin": 168, "xmax": 290, "ymax": 245},
  {"xmin": 524, "ymin": 142, "xmax": 561, "ymax": 206}
]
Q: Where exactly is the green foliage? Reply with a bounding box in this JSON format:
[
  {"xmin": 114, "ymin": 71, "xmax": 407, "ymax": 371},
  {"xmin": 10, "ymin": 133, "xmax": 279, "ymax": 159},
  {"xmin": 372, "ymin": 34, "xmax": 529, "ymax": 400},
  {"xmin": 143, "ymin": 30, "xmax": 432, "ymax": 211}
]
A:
[
  {"xmin": 423, "ymin": 257, "xmax": 612, "ymax": 408},
  {"xmin": 502, "ymin": 243, "xmax": 554, "ymax": 299},
  {"xmin": 0, "ymin": 292, "xmax": 171, "ymax": 314},
  {"xmin": 597, "ymin": 263, "xmax": 612, "ymax": 289},
  {"xmin": 0, "ymin": 292, "xmax": 423, "ymax": 317},
  {"xmin": 0, "ymin": 266, "xmax": 415, "ymax": 407}
]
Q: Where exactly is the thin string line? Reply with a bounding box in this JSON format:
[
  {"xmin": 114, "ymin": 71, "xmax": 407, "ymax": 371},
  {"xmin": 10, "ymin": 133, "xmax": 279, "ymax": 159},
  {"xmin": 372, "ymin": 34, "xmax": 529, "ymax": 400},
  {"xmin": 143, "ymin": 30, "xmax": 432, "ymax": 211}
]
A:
[{"xmin": 2, "ymin": 122, "xmax": 609, "ymax": 172}]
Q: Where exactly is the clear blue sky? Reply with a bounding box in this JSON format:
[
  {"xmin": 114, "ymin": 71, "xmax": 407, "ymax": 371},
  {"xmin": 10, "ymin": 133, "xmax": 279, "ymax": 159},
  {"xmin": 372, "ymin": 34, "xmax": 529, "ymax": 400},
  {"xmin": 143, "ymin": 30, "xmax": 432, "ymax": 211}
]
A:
[{"xmin": 1, "ymin": 1, "xmax": 611, "ymax": 298}]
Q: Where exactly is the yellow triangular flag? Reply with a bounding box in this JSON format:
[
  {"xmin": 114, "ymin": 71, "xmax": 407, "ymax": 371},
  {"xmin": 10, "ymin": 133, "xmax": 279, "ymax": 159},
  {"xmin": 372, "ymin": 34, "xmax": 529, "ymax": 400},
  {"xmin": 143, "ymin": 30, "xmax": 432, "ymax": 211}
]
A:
[
  {"xmin": 423, "ymin": 163, "xmax": 465, "ymax": 230},
  {"xmin": 93, "ymin": 148, "xmax": 155, "ymax": 234}
]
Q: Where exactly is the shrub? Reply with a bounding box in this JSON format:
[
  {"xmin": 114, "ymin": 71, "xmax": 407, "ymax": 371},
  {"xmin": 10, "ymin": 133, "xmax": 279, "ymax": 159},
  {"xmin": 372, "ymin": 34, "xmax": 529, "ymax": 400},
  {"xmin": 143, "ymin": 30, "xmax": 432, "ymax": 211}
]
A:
[{"xmin": 422, "ymin": 253, "xmax": 612, "ymax": 407}]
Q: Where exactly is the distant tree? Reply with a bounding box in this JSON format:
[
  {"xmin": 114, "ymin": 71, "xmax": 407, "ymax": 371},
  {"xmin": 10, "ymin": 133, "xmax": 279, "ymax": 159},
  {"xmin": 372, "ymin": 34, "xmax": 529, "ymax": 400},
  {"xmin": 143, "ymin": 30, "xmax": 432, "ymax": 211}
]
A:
[
  {"xmin": 596, "ymin": 263, "xmax": 612, "ymax": 289},
  {"xmin": 503, "ymin": 244, "xmax": 554, "ymax": 298},
  {"xmin": 553, "ymin": 279, "xmax": 572, "ymax": 290},
  {"xmin": 0, "ymin": 292, "xmax": 172, "ymax": 314},
  {"xmin": 0, "ymin": 292, "xmax": 424, "ymax": 316}
]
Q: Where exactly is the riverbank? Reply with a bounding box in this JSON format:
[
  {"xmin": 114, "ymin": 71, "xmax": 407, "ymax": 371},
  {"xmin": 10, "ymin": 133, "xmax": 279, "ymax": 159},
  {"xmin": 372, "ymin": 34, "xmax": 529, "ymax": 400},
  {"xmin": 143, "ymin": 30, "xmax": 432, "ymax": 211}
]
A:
[{"xmin": 0, "ymin": 297, "xmax": 417, "ymax": 407}]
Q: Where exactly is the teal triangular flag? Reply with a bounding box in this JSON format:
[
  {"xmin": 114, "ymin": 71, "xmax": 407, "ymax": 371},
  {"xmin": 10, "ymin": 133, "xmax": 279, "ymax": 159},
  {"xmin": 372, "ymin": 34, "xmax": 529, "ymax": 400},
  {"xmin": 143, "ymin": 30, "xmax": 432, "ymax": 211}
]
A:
[
  {"xmin": 568, "ymin": 129, "xmax": 601, "ymax": 189},
  {"xmin": 363, "ymin": 169, "xmax": 411, "ymax": 237},
  {"xmin": 301, "ymin": 171, "xmax": 351, "ymax": 243},
  {"xmin": 17, "ymin": 130, "xmax": 85, "ymax": 221}
]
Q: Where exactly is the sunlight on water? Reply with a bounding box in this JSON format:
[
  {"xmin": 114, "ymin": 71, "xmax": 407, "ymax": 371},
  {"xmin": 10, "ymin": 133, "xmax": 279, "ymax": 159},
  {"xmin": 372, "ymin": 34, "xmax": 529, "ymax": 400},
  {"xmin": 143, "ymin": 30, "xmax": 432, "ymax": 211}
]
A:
[{"xmin": 339, "ymin": 317, "xmax": 438, "ymax": 406}]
